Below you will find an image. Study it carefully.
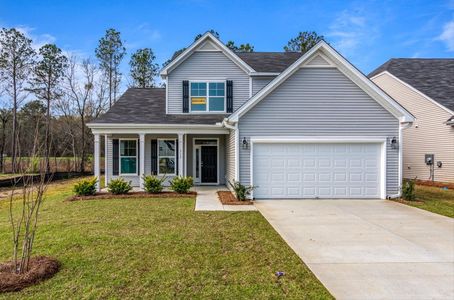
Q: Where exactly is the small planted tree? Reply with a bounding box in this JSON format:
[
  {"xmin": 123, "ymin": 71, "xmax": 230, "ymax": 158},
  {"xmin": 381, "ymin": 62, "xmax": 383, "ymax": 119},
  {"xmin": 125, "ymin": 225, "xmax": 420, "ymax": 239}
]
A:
[{"xmin": 1, "ymin": 125, "xmax": 59, "ymax": 292}]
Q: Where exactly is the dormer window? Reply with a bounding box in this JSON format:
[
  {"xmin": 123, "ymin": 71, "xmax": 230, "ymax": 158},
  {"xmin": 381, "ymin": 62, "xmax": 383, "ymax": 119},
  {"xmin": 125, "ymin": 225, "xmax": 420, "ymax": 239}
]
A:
[{"xmin": 190, "ymin": 81, "xmax": 225, "ymax": 112}]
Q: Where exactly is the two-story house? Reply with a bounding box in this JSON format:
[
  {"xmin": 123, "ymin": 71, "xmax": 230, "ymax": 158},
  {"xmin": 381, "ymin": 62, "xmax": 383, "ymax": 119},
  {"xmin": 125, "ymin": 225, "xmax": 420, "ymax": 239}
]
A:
[{"xmin": 88, "ymin": 32, "xmax": 414, "ymax": 199}]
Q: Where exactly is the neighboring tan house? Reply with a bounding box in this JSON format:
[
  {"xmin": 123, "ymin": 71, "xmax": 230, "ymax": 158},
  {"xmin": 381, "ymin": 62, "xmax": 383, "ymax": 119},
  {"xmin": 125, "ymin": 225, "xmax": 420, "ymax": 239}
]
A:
[
  {"xmin": 87, "ymin": 32, "xmax": 414, "ymax": 199},
  {"xmin": 369, "ymin": 59, "xmax": 454, "ymax": 183}
]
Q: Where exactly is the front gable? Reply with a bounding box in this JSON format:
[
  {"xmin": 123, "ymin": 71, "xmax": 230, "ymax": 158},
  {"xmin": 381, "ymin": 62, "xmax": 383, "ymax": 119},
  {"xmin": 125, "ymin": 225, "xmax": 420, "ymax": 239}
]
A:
[{"xmin": 228, "ymin": 42, "xmax": 414, "ymax": 124}]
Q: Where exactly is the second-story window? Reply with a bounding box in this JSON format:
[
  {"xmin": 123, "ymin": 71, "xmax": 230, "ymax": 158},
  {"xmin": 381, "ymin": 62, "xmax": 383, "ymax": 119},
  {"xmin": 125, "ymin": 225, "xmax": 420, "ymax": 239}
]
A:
[{"xmin": 190, "ymin": 81, "xmax": 225, "ymax": 112}]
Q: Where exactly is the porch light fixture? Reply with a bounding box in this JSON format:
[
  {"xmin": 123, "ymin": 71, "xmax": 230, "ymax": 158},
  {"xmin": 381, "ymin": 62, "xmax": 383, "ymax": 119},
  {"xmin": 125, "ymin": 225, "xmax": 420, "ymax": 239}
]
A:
[
  {"xmin": 242, "ymin": 137, "xmax": 249, "ymax": 150},
  {"xmin": 389, "ymin": 137, "xmax": 398, "ymax": 149}
]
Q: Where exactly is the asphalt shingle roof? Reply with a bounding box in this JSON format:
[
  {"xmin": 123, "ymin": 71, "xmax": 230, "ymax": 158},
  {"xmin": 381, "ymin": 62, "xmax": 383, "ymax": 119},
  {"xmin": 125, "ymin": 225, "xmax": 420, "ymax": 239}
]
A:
[
  {"xmin": 91, "ymin": 88, "xmax": 227, "ymax": 125},
  {"xmin": 368, "ymin": 59, "xmax": 454, "ymax": 111},
  {"xmin": 236, "ymin": 52, "xmax": 303, "ymax": 72}
]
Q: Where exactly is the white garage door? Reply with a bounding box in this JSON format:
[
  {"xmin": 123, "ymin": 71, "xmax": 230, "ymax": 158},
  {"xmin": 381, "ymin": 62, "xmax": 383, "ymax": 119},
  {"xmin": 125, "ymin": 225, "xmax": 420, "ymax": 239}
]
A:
[{"xmin": 252, "ymin": 143, "xmax": 382, "ymax": 199}]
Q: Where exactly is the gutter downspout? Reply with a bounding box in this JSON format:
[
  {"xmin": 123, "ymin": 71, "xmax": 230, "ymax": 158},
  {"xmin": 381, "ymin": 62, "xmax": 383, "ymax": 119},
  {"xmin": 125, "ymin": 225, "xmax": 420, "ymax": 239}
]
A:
[{"xmin": 388, "ymin": 120, "xmax": 413, "ymax": 199}]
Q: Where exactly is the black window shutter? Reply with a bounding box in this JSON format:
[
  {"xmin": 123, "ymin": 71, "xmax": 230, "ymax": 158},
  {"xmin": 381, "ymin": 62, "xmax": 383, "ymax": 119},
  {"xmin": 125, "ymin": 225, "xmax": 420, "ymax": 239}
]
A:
[
  {"xmin": 151, "ymin": 139, "xmax": 157, "ymax": 175},
  {"xmin": 112, "ymin": 139, "xmax": 119, "ymax": 175},
  {"xmin": 137, "ymin": 139, "xmax": 140, "ymax": 175},
  {"xmin": 182, "ymin": 80, "xmax": 189, "ymax": 113},
  {"xmin": 226, "ymin": 80, "xmax": 233, "ymax": 113}
]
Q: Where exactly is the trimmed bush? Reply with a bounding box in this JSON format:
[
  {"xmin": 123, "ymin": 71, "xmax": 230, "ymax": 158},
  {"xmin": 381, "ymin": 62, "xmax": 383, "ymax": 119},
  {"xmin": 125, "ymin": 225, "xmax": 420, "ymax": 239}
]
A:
[
  {"xmin": 170, "ymin": 176, "xmax": 193, "ymax": 194},
  {"xmin": 73, "ymin": 177, "xmax": 98, "ymax": 196},
  {"xmin": 143, "ymin": 175, "xmax": 166, "ymax": 193},
  {"xmin": 108, "ymin": 178, "xmax": 132, "ymax": 195},
  {"xmin": 402, "ymin": 178, "xmax": 416, "ymax": 201},
  {"xmin": 228, "ymin": 180, "xmax": 256, "ymax": 201}
]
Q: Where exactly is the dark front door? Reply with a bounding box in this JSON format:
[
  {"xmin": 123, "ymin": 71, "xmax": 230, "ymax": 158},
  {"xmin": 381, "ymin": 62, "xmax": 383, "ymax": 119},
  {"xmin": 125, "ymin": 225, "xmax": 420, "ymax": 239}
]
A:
[{"xmin": 201, "ymin": 146, "xmax": 217, "ymax": 183}]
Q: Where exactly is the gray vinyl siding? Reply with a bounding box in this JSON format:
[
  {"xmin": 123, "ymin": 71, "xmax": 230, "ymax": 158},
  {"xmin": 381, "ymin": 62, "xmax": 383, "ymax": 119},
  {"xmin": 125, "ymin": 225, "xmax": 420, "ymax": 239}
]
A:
[
  {"xmin": 225, "ymin": 129, "xmax": 236, "ymax": 185},
  {"xmin": 239, "ymin": 67, "xmax": 400, "ymax": 196},
  {"xmin": 167, "ymin": 51, "xmax": 250, "ymax": 113},
  {"xmin": 252, "ymin": 76, "xmax": 275, "ymax": 96}
]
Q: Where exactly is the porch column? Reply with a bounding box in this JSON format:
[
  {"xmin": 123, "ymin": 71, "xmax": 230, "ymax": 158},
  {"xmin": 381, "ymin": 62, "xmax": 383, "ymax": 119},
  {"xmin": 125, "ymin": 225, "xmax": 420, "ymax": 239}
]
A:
[
  {"xmin": 178, "ymin": 133, "xmax": 184, "ymax": 176},
  {"xmin": 139, "ymin": 133, "xmax": 145, "ymax": 189},
  {"xmin": 104, "ymin": 135, "xmax": 109, "ymax": 188},
  {"xmin": 94, "ymin": 133, "xmax": 100, "ymax": 191}
]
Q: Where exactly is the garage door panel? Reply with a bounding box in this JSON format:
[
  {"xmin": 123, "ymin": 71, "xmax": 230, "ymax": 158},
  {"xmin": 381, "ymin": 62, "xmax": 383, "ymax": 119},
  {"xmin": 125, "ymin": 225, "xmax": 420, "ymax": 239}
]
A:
[{"xmin": 253, "ymin": 143, "xmax": 381, "ymax": 199}]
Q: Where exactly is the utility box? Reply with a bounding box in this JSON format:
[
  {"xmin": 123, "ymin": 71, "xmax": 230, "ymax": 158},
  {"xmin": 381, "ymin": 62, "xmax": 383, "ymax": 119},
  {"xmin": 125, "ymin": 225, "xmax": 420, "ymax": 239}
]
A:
[{"xmin": 425, "ymin": 154, "xmax": 434, "ymax": 165}]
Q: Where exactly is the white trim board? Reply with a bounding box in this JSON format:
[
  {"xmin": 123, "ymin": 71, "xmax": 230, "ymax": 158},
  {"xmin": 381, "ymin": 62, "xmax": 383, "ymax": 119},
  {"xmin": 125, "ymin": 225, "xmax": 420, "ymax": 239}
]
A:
[
  {"xmin": 192, "ymin": 138, "xmax": 220, "ymax": 185},
  {"xmin": 228, "ymin": 41, "xmax": 415, "ymax": 123}
]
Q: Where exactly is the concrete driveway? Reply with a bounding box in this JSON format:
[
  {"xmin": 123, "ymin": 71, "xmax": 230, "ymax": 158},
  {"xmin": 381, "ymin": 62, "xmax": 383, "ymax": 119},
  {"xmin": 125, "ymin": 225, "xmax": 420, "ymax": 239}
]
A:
[{"xmin": 255, "ymin": 200, "xmax": 454, "ymax": 300}]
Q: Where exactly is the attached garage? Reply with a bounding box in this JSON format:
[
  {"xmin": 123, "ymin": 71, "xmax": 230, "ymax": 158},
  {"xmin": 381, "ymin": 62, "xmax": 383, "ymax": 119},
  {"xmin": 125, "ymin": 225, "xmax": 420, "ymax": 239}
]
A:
[{"xmin": 252, "ymin": 139, "xmax": 385, "ymax": 199}]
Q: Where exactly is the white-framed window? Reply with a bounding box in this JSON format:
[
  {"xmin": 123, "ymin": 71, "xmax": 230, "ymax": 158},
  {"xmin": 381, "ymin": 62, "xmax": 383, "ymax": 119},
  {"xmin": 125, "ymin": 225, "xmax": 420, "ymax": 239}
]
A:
[
  {"xmin": 119, "ymin": 139, "xmax": 137, "ymax": 175},
  {"xmin": 190, "ymin": 81, "xmax": 225, "ymax": 112},
  {"xmin": 158, "ymin": 139, "xmax": 176, "ymax": 175}
]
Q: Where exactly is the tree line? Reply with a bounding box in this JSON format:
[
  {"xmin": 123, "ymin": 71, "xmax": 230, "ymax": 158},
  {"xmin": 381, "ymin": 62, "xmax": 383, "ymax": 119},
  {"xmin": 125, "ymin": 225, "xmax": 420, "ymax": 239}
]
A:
[{"xmin": 0, "ymin": 27, "xmax": 323, "ymax": 174}]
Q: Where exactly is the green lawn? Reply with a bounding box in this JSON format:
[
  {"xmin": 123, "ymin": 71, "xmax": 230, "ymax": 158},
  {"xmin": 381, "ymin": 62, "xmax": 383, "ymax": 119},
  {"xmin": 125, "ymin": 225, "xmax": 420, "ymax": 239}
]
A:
[
  {"xmin": 0, "ymin": 179, "xmax": 331, "ymax": 299},
  {"xmin": 395, "ymin": 185, "xmax": 454, "ymax": 218}
]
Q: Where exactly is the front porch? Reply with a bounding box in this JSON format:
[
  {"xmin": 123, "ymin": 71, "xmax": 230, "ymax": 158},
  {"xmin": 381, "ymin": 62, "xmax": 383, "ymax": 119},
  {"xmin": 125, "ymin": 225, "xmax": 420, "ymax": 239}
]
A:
[{"xmin": 93, "ymin": 132, "xmax": 229, "ymax": 191}]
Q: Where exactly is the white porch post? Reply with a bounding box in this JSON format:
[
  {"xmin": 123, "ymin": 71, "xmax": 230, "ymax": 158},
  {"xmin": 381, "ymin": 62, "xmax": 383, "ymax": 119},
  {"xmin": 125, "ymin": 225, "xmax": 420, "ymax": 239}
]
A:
[
  {"xmin": 178, "ymin": 133, "xmax": 184, "ymax": 176},
  {"xmin": 94, "ymin": 133, "xmax": 101, "ymax": 191},
  {"xmin": 104, "ymin": 135, "xmax": 108, "ymax": 188},
  {"xmin": 139, "ymin": 133, "xmax": 145, "ymax": 189}
]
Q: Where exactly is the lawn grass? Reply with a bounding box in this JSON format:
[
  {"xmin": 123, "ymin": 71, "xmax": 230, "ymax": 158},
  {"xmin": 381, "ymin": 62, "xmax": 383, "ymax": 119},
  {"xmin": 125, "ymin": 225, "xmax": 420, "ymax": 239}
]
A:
[
  {"xmin": 395, "ymin": 184, "xmax": 454, "ymax": 218},
  {"xmin": 0, "ymin": 178, "xmax": 332, "ymax": 299}
]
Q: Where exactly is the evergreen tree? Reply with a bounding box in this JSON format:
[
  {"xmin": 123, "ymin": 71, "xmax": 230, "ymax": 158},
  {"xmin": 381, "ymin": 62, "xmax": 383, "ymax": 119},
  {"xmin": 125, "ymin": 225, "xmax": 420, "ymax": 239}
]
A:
[
  {"xmin": 129, "ymin": 48, "xmax": 159, "ymax": 88},
  {"xmin": 95, "ymin": 28, "xmax": 126, "ymax": 107},
  {"xmin": 284, "ymin": 31, "xmax": 325, "ymax": 53},
  {"xmin": 29, "ymin": 44, "xmax": 68, "ymax": 173}
]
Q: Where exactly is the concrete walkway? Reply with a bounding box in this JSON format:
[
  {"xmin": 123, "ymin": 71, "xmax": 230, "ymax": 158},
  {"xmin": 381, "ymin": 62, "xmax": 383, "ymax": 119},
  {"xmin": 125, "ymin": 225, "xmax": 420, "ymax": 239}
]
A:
[
  {"xmin": 255, "ymin": 199, "xmax": 454, "ymax": 300},
  {"xmin": 194, "ymin": 186, "xmax": 257, "ymax": 211}
]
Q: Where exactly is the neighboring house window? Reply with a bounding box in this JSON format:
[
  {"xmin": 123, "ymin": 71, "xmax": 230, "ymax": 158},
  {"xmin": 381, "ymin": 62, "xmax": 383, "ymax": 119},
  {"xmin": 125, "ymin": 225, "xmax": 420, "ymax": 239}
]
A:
[
  {"xmin": 120, "ymin": 139, "xmax": 137, "ymax": 175},
  {"xmin": 190, "ymin": 81, "xmax": 225, "ymax": 112},
  {"xmin": 158, "ymin": 139, "xmax": 176, "ymax": 175}
]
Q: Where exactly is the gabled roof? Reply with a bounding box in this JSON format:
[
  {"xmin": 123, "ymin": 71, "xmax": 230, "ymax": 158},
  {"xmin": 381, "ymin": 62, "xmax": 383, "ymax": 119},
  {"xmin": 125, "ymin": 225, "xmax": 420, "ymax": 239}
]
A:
[
  {"xmin": 236, "ymin": 52, "xmax": 303, "ymax": 73},
  {"xmin": 228, "ymin": 41, "xmax": 415, "ymax": 123},
  {"xmin": 160, "ymin": 32, "xmax": 255, "ymax": 77},
  {"xmin": 369, "ymin": 59, "xmax": 454, "ymax": 112},
  {"xmin": 89, "ymin": 88, "xmax": 226, "ymax": 125}
]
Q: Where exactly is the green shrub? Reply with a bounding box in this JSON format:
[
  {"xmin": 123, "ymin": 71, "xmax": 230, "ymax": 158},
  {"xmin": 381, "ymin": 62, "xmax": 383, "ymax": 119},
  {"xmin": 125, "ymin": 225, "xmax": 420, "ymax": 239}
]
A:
[
  {"xmin": 143, "ymin": 175, "xmax": 166, "ymax": 193},
  {"xmin": 73, "ymin": 177, "xmax": 98, "ymax": 196},
  {"xmin": 170, "ymin": 176, "xmax": 193, "ymax": 194},
  {"xmin": 228, "ymin": 180, "xmax": 257, "ymax": 201},
  {"xmin": 402, "ymin": 178, "xmax": 416, "ymax": 201},
  {"xmin": 108, "ymin": 178, "xmax": 132, "ymax": 195}
]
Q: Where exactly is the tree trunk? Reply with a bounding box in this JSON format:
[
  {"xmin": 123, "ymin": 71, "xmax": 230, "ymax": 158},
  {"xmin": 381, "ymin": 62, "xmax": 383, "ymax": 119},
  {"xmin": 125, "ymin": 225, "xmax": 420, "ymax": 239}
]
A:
[
  {"xmin": 45, "ymin": 98, "xmax": 50, "ymax": 174},
  {"xmin": 0, "ymin": 119, "xmax": 6, "ymax": 173},
  {"xmin": 11, "ymin": 69, "xmax": 17, "ymax": 173},
  {"xmin": 79, "ymin": 115, "xmax": 85, "ymax": 172}
]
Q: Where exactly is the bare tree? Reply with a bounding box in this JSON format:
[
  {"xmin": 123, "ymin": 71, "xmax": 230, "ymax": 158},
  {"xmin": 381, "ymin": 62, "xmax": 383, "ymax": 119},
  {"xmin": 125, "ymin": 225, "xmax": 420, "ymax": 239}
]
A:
[
  {"xmin": 62, "ymin": 57, "xmax": 97, "ymax": 172},
  {"xmin": 8, "ymin": 128, "xmax": 49, "ymax": 274},
  {"xmin": 0, "ymin": 28, "xmax": 36, "ymax": 173}
]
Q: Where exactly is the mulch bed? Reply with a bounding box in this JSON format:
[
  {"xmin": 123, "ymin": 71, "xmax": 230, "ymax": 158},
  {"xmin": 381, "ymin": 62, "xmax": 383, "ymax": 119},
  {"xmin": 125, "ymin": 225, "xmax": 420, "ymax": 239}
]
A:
[
  {"xmin": 415, "ymin": 180, "xmax": 454, "ymax": 190},
  {"xmin": 217, "ymin": 191, "xmax": 253, "ymax": 205},
  {"xmin": 66, "ymin": 191, "xmax": 196, "ymax": 202},
  {"xmin": 0, "ymin": 256, "xmax": 60, "ymax": 293}
]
